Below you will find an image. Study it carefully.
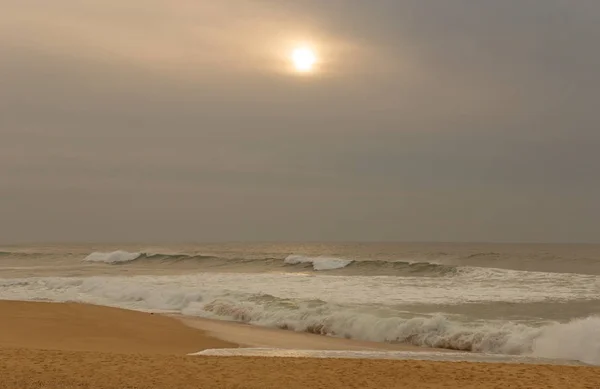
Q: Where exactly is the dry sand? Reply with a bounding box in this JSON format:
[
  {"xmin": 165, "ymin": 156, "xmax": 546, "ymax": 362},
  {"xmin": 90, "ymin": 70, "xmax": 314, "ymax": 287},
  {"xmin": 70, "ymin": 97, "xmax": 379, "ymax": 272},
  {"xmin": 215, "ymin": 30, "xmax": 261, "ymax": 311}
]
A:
[{"xmin": 0, "ymin": 300, "xmax": 599, "ymax": 389}]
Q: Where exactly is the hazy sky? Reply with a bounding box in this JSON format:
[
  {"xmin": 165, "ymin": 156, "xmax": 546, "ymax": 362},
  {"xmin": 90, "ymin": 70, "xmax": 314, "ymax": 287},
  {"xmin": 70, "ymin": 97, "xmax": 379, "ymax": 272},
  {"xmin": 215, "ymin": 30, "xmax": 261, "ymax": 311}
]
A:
[{"xmin": 2, "ymin": 1, "xmax": 599, "ymax": 243}]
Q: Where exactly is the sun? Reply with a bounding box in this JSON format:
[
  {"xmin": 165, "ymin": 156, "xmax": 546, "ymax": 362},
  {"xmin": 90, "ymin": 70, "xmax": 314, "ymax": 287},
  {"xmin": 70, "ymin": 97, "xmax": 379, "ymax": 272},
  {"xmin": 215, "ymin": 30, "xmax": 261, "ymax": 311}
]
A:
[{"xmin": 291, "ymin": 47, "xmax": 317, "ymax": 73}]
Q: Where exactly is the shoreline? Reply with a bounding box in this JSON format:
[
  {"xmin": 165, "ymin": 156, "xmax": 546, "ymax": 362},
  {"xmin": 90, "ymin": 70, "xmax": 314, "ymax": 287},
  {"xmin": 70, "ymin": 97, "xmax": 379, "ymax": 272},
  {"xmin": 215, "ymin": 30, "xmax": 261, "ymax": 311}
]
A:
[
  {"xmin": 0, "ymin": 300, "xmax": 599, "ymax": 388},
  {"xmin": 176, "ymin": 314, "xmax": 436, "ymax": 352},
  {"xmin": 2, "ymin": 349, "xmax": 599, "ymax": 389}
]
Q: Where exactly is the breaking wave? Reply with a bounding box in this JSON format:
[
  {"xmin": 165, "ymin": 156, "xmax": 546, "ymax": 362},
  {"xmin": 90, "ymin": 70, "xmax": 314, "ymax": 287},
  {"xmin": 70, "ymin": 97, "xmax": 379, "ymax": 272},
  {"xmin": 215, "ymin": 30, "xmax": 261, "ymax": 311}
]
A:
[
  {"xmin": 83, "ymin": 251, "xmax": 142, "ymax": 264},
  {"xmin": 192, "ymin": 298, "xmax": 539, "ymax": 354},
  {"xmin": 283, "ymin": 255, "xmax": 353, "ymax": 270},
  {"xmin": 83, "ymin": 251, "xmax": 219, "ymax": 264},
  {"xmin": 196, "ymin": 298, "xmax": 600, "ymax": 364}
]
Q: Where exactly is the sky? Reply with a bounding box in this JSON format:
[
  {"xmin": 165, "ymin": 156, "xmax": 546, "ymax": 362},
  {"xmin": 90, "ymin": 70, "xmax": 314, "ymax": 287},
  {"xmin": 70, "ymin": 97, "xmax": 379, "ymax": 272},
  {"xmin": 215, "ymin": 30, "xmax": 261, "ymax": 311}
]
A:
[{"xmin": 1, "ymin": 0, "xmax": 599, "ymax": 243}]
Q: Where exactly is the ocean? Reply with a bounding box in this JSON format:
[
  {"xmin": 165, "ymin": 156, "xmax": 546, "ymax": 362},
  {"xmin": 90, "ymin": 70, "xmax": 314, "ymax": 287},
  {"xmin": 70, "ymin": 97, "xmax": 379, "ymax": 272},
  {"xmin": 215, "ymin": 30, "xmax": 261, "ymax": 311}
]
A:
[{"xmin": 1, "ymin": 242, "xmax": 599, "ymax": 365}]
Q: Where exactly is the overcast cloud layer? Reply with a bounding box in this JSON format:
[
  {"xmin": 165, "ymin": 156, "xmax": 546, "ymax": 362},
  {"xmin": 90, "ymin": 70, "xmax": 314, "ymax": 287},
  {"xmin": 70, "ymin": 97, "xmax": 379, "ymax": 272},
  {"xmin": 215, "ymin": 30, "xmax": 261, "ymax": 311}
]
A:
[{"xmin": 1, "ymin": 1, "xmax": 599, "ymax": 243}]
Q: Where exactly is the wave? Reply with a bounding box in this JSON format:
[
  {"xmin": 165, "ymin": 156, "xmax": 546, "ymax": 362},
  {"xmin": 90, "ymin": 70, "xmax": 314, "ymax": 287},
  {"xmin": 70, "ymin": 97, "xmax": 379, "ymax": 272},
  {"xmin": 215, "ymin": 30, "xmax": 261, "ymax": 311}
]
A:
[
  {"xmin": 81, "ymin": 251, "xmax": 456, "ymax": 277},
  {"xmin": 184, "ymin": 299, "xmax": 600, "ymax": 365},
  {"xmin": 5, "ymin": 245, "xmax": 600, "ymax": 276},
  {"xmin": 191, "ymin": 298, "xmax": 540, "ymax": 353},
  {"xmin": 0, "ymin": 251, "xmax": 57, "ymax": 258},
  {"xmin": 465, "ymin": 252, "xmax": 502, "ymax": 259},
  {"xmin": 83, "ymin": 251, "xmax": 142, "ymax": 264},
  {"xmin": 2, "ymin": 275, "xmax": 598, "ymax": 365},
  {"xmin": 282, "ymin": 255, "xmax": 456, "ymax": 276},
  {"xmin": 82, "ymin": 251, "xmax": 218, "ymax": 264},
  {"xmin": 283, "ymin": 255, "xmax": 353, "ymax": 270}
]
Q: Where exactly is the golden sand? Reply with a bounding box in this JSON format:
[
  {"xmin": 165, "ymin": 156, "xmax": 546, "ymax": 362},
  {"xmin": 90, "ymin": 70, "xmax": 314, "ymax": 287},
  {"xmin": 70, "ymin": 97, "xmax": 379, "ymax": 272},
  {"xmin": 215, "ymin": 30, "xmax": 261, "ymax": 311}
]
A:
[
  {"xmin": 0, "ymin": 301, "xmax": 598, "ymax": 389},
  {"xmin": 0, "ymin": 300, "xmax": 236, "ymax": 354}
]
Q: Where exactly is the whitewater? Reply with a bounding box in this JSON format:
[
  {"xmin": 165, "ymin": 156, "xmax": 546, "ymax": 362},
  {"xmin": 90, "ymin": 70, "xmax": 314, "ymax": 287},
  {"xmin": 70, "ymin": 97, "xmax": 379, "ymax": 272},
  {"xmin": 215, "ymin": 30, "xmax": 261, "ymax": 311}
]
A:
[{"xmin": 1, "ymin": 242, "xmax": 599, "ymax": 365}]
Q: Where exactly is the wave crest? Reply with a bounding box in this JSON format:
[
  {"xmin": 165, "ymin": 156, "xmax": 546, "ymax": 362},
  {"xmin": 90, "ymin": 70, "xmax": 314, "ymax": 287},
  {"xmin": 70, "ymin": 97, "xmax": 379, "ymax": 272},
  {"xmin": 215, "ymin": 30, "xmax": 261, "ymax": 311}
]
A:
[
  {"xmin": 284, "ymin": 255, "xmax": 353, "ymax": 271},
  {"xmin": 80, "ymin": 250, "xmax": 455, "ymax": 277},
  {"xmin": 83, "ymin": 251, "xmax": 141, "ymax": 264},
  {"xmin": 196, "ymin": 298, "xmax": 600, "ymax": 364},
  {"xmin": 196, "ymin": 298, "xmax": 537, "ymax": 353}
]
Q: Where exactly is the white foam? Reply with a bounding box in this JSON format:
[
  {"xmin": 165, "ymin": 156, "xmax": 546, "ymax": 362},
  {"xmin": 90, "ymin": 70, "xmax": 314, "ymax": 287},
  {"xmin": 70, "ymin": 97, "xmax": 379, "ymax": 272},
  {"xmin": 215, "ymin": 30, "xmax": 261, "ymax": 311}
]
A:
[
  {"xmin": 284, "ymin": 255, "xmax": 353, "ymax": 271},
  {"xmin": 191, "ymin": 348, "xmax": 586, "ymax": 366},
  {"xmin": 2, "ymin": 274, "xmax": 600, "ymax": 365},
  {"xmin": 531, "ymin": 316, "xmax": 600, "ymax": 365},
  {"xmin": 2, "ymin": 271, "xmax": 599, "ymax": 308},
  {"xmin": 192, "ymin": 299, "xmax": 546, "ymax": 355},
  {"xmin": 83, "ymin": 251, "xmax": 141, "ymax": 264}
]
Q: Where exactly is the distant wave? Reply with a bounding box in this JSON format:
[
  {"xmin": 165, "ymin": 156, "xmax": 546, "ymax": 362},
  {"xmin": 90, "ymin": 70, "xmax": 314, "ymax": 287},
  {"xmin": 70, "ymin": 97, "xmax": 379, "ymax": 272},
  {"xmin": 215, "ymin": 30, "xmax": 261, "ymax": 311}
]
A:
[
  {"xmin": 284, "ymin": 255, "xmax": 353, "ymax": 271},
  {"xmin": 465, "ymin": 252, "xmax": 502, "ymax": 259},
  {"xmin": 2, "ymin": 275, "xmax": 598, "ymax": 365},
  {"xmin": 83, "ymin": 251, "xmax": 142, "ymax": 264},
  {"xmin": 4, "ymin": 246, "xmax": 600, "ymax": 275},
  {"xmin": 82, "ymin": 251, "xmax": 219, "ymax": 264},
  {"xmin": 80, "ymin": 250, "xmax": 456, "ymax": 277},
  {"xmin": 0, "ymin": 251, "xmax": 56, "ymax": 257}
]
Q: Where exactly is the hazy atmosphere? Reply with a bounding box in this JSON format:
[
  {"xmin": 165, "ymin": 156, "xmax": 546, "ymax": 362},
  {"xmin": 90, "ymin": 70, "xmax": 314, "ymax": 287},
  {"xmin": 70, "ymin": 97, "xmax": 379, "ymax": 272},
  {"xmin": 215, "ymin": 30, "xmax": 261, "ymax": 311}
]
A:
[{"xmin": 2, "ymin": 0, "xmax": 599, "ymax": 243}]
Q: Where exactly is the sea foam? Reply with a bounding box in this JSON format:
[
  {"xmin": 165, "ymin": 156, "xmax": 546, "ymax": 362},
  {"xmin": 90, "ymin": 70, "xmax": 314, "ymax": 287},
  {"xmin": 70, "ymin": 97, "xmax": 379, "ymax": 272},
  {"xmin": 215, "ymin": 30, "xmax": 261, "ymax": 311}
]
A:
[
  {"xmin": 1, "ymin": 274, "xmax": 599, "ymax": 365},
  {"xmin": 83, "ymin": 251, "xmax": 141, "ymax": 264},
  {"xmin": 531, "ymin": 316, "xmax": 600, "ymax": 365}
]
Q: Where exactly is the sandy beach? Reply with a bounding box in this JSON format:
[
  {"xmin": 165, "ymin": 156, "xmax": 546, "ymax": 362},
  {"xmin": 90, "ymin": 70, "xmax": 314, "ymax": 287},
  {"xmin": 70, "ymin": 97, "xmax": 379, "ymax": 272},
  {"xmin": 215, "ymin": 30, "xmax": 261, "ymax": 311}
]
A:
[{"xmin": 0, "ymin": 300, "xmax": 598, "ymax": 389}]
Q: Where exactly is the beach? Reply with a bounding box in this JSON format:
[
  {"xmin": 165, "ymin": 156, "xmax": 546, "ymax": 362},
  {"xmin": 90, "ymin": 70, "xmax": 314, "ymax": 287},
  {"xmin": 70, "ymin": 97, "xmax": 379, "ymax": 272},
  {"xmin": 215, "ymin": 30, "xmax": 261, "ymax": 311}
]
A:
[
  {"xmin": 3, "ymin": 0, "xmax": 600, "ymax": 385},
  {"xmin": 1, "ymin": 301, "xmax": 598, "ymax": 389}
]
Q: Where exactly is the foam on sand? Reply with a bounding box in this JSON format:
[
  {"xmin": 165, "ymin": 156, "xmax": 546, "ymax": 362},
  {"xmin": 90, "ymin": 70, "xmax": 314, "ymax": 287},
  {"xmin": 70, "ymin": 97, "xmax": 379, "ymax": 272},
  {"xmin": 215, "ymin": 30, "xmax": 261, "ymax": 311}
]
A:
[{"xmin": 192, "ymin": 348, "xmax": 589, "ymax": 366}]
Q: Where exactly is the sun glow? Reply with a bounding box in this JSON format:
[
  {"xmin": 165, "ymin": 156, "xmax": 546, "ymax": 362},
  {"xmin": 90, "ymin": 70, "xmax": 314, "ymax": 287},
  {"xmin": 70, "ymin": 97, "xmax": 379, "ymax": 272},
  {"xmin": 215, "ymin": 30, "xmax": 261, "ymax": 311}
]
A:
[{"xmin": 291, "ymin": 47, "xmax": 317, "ymax": 73}]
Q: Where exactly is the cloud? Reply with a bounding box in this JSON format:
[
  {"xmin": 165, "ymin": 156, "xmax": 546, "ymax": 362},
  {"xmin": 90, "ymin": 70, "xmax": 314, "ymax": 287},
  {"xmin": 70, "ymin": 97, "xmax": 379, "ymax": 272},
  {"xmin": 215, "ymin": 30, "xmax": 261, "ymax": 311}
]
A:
[{"xmin": 1, "ymin": 0, "xmax": 599, "ymax": 242}]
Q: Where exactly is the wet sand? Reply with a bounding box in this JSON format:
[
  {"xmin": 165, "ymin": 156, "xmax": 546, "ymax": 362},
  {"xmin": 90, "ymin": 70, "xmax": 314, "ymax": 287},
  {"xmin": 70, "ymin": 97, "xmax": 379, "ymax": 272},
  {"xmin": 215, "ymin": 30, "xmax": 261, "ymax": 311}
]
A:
[
  {"xmin": 0, "ymin": 300, "xmax": 236, "ymax": 354},
  {"xmin": 0, "ymin": 300, "xmax": 599, "ymax": 389}
]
